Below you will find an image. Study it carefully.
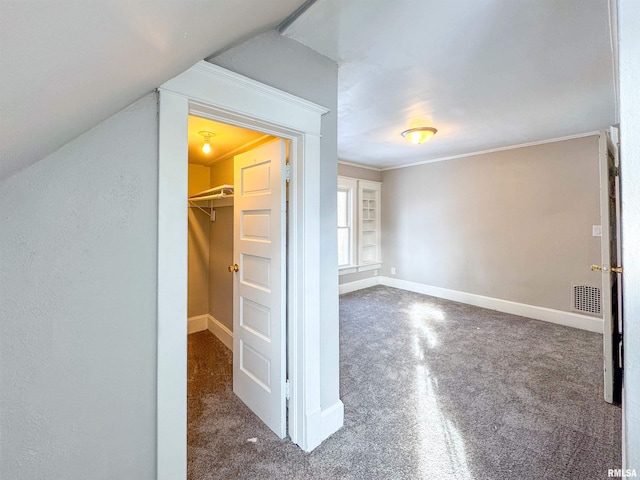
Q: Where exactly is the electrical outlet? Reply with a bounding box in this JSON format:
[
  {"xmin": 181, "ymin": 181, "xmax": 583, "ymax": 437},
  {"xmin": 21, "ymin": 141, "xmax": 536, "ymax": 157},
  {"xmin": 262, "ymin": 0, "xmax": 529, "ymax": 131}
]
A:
[
  {"xmin": 390, "ymin": 267, "xmax": 396, "ymax": 275},
  {"xmin": 592, "ymin": 225, "xmax": 602, "ymax": 237},
  {"xmin": 374, "ymin": 269, "xmax": 378, "ymax": 276}
]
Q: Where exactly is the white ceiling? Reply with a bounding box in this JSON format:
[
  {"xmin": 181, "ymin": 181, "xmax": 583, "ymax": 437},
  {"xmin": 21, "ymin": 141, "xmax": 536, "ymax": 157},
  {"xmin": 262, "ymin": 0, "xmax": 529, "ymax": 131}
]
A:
[
  {"xmin": 284, "ymin": 0, "xmax": 617, "ymax": 169},
  {"xmin": 0, "ymin": 0, "xmax": 305, "ymax": 181},
  {"xmin": 188, "ymin": 115, "xmax": 272, "ymax": 166}
]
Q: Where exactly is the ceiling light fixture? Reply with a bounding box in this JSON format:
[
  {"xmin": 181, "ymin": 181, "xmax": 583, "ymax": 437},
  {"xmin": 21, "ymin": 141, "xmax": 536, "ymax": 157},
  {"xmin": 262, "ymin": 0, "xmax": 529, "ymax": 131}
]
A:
[
  {"xmin": 401, "ymin": 127, "xmax": 437, "ymax": 144},
  {"xmin": 199, "ymin": 131, "xmax": 215, "ymax": 154}
]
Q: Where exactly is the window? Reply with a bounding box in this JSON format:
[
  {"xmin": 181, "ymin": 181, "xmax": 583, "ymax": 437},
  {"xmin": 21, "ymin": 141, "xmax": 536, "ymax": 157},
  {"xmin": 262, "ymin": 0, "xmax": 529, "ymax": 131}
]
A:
[
  {"xmin": 337, "ymin": 177, "xmax": 357, "ymax": 269},
  {"xmin": 338, "ymin": 176, "xmax": 382, "ymax": 274}
]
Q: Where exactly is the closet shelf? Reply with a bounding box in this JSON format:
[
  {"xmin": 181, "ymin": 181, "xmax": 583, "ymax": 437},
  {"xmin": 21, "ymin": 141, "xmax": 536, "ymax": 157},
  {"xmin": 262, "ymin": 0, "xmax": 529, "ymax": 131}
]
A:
[
  {"xmin": 188, "ymin": 184, "xmax": 234, "ymax": 218},
  {"xmin": 189, "ymin": 184, "xmax": 234, "ymax": 203}
]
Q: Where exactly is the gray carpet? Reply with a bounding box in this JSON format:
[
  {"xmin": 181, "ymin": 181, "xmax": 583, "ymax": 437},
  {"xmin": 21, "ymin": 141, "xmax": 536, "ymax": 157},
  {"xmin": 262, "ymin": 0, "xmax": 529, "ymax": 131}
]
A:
[{"xmin": 188, "ymin": 285, "xmax": 621, "ymax": 479}]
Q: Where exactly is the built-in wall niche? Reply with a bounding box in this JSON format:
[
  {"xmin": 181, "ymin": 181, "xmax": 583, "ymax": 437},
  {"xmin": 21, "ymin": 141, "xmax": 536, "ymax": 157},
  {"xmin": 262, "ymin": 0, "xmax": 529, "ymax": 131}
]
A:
[
  {"xmin": 338, "ymin": 176, "xmax": 382, "ymax": 274},
  {"xmin": 360, "ymin": 184, "xmax": 379, "ymax": 264}
]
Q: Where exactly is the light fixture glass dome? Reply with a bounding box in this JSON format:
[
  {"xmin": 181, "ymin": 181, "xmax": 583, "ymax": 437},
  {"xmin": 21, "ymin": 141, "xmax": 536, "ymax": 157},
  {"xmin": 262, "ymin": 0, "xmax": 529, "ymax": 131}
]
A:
[{"xmin": 401, "ymin": 127, "xmax": 437, "ymax": 144}]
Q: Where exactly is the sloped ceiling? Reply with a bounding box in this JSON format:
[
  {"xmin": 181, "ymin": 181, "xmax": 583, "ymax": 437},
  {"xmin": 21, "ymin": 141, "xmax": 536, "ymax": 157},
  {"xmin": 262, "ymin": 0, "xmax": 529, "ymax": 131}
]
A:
[
  {"xmin": 284, "ymin": 0, "xmax": 617, "ymax": 169},
  {"xmin": 0, "ymin": 0, "xmax": 305, "ymax": 180}
]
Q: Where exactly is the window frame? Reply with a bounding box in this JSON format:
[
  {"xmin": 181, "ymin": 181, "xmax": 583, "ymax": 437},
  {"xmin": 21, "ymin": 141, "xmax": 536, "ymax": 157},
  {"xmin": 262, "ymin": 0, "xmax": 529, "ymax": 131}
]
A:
[
  {"xmin": 337, "ymin": 176, "xmax": 358, "ymax": 274},
  {"xmin": 337, "ymin": 176, "xmax": 382, "ymax": 275}
]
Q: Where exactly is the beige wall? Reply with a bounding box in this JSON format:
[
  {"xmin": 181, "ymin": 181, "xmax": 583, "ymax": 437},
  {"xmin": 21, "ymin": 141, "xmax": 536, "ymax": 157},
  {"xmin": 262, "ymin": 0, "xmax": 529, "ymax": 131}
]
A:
[
  {"xmin": 338, "ymin": 161, "xmax": 382, "ymax": 182},
  {"xmin": 338, "ymin": 162, "xmax": 382, "ymax": 285},
  {"xmin": 187, "ymin": 164, "xmax": 211, "ymax": 317},
  {"xmin": 188, "ymin": 163, "xmax": 211, "ymax": 196},
  {"xmin": 381, "ymin": 136, "xmax": 601, "ymax": 315},
  {"xmin": 210, "ymin": 157, "xmax": 233, "ymax": 184},
  {"xmin": 209, "ymin": 158, "xmax": 234, "ymax": 331}
]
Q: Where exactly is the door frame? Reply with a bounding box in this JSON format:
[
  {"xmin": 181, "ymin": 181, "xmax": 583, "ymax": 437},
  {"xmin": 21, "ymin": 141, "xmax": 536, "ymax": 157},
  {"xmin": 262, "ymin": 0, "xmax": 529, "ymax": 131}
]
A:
[
  {"xmin": 156, "ymin": 61, "xmax": 328, "ymax": 479},
  {"xmin": 599, "ymin": 127, "xmax": 623, "ymax": 405}
]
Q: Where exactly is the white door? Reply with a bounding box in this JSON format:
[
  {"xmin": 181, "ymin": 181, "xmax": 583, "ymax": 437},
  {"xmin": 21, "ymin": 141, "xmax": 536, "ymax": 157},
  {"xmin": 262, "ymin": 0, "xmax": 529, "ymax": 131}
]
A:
[
  {"xmin": 597, "ymin": 127, "xmax": 623, "ymax": 405},
  {"xmin": 232, "ymin": 139, "xmax": 287, "ymax": 437}
]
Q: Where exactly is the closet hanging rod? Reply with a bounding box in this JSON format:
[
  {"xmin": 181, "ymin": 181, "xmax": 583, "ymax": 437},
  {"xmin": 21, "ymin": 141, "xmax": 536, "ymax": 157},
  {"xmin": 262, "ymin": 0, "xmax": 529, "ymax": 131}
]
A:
[{"xmin": 188, "ymin": 192, "xmax": 231, "ymax": 202}]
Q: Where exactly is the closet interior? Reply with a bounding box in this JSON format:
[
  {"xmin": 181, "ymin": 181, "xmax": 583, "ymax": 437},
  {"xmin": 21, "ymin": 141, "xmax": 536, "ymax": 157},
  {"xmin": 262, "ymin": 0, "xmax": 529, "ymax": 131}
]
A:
[{"xmin": 186, "ymin": 113, "xmax": 280, "ymax": 348}]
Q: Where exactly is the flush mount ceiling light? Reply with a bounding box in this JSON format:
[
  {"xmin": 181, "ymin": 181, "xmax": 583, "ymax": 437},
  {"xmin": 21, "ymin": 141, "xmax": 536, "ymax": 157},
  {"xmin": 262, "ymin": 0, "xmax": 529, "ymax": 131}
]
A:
[
  {"xmin": 401, "ymin": 127, "xmax": 437, "ymax": 144},
  {"xmin": 199, "ymin": 131, "xmax": 215, "ymax": 154}
]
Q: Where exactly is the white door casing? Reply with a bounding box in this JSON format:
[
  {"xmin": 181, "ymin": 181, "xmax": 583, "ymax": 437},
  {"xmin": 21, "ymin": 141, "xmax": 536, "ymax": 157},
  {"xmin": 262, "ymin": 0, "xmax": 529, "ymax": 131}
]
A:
[
  {"xmin": 233, "ymin": 140, "xmax": 287, "ymax": 437},
  {"xmin": 157, "ymin": 61, "xmax": 342, "ymax": 480},
  {"xmin": 599, "ymin": 127, "xmax": 623, "ymax": 405}
]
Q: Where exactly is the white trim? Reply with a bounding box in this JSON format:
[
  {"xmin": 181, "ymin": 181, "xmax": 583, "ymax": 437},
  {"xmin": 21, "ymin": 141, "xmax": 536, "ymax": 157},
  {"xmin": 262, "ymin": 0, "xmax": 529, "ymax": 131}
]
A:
[
  {"xmin": 157, "ymin": 90, "xmax": 188, "ymax": 480},
  {"xmin": 338, "ymin": 160, "xmax": 382, "ymax": 172},
  {"xmin": 187, "ymin": 314, "xmax": 208, "ymax": 334},
  {"xmin": 207, "ymin": 315, "xmax": 233, "ymax": 351},
  {"xmin": 357, "ymin": 263, "xmax": 381, "ymax": 273},
  {"xmin": 378, "ymin": 276, "xmax": 604, "ymax": 334},
  {"xmin": 339, "ymin": 263, "xmax": 382, "ymax": 276},
  {"xmin": 157, "ymin": 60, "xmax": 337, "ymax": 477},
  {"xmin": 339, "ymin": 276, "xmax": 381, "ymax": 294},
  {"xmin": 379, "ymin": 131, "xmax": 601, "ymax": 171},
  {"xmin": 320, "ymin": 401, "xmax": 345, "ymax": 440}
]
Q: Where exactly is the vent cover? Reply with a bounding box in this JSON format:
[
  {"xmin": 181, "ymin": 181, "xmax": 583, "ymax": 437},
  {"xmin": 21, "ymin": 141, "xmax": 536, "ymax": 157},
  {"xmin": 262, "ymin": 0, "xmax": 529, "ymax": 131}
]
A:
[{"xmin": 572, "ymin": 284, "xmax": 602, "ymax": 315}]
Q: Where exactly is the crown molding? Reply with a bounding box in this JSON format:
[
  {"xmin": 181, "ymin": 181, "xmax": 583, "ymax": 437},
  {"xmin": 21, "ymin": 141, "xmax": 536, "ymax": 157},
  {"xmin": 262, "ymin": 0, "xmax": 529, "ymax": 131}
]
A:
[
  {"xmin": 380, "ymin": 131, "xmax": 600, "ymax": 171},
  {"xmin": 337, "ymin": 160, "xmax": 382, "ymax": 172}
]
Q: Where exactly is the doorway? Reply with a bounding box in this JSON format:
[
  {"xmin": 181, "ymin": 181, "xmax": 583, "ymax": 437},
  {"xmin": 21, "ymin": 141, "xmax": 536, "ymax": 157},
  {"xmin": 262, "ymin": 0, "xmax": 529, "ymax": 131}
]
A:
[
  {"xmin": 186, "ymin": 115, "xmax": 289, "ymax": 439},
  {"xmin": 157, "ymin": 61, "xmax": 342, "ymax": 480}
]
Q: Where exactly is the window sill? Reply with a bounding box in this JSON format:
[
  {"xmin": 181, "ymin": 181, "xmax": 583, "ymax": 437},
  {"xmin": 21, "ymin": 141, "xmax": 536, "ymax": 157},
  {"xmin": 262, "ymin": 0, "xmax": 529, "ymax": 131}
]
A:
[
  {"xmin": 338, "ymin": 263, "xmax": 382, "ymax": 276},
  {"xmin": 357, "ymin": 263, "xmax": 382, "ymax": 272}
]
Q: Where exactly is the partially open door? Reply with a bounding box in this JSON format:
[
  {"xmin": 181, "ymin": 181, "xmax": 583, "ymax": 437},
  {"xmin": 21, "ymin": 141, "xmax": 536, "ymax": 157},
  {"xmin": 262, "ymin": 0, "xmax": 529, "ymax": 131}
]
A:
[
  {"xmin": 232, "ymin": 139, "xmax": 287, "ymax": 437},
  {"xmin": 595, "ymin": 127, "xmax": 623, "ymax": 405}
]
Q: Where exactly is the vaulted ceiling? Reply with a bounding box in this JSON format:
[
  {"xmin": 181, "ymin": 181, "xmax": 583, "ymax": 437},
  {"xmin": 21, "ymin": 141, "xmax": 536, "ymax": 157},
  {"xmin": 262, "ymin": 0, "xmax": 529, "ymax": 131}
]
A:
[
  {"xmin": 284, "ymin": 0, "xmax": 617, "ymax": 169},
  {"xmin": 0, "ymin": 0, "xmax": 305, "ymax": 180},
  {"xmin": 1, "ymin": 0, "xmax": 618, "ymax": 179}
]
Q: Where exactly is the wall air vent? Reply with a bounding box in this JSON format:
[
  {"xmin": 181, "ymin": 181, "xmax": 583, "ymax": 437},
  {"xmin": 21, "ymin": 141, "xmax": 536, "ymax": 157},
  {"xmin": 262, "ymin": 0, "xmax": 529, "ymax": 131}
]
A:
[{"xmin": 572, "ymin": 284, "xmax": 602, "ymax": 315}]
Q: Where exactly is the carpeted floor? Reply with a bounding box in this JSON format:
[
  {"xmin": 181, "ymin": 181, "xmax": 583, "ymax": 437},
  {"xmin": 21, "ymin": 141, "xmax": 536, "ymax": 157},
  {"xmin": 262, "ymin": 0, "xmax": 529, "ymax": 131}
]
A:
[{"xmin": 188, "ymin": 285, "xmax": 621, "ymax": 479}]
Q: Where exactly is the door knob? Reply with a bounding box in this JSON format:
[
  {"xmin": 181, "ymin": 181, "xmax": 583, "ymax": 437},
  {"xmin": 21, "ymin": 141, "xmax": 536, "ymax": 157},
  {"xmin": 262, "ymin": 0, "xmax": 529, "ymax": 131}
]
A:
[
  {"xmin": 591, "ymin": 264, "xmax": 623, "ymax": 273},
  {"xmin": 228, "ymin": 264, "xmax": 239, "ymax": 273}
]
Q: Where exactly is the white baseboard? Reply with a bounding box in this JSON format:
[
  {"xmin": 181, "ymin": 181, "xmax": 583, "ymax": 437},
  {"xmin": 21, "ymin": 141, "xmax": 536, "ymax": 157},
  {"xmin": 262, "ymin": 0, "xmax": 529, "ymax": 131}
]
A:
[
  {"xmin": 300, "ymin": 400, "xmax": 344, "ymax": 451},
  {"xmin": 208, "ymin": 315, "xmax": 233, "ymax": 351},
  {"xmin": 339, "ymin": 276, "xmax": 380, "ymax": 294},
  {"xmin": 320, "ymin": 400, "xmax": 344, "ymax": 440},
  {"xmin": 379, "ymin": 276, "xmax": 603, "ymax": 334},
  {"xmin": 187, "ymin": 314, "xmax": 208, "ymax": 334}
]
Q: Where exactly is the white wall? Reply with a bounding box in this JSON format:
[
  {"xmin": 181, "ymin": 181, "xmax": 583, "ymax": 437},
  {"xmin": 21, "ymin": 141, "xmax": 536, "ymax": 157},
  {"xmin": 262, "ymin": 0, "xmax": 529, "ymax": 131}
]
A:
[
  {"xmin": 381, "ymin": 137, "xmax": 601, "ymax": 321},
  {"xmin": 0, "ymin": 93, "xmax": 158, "ymax": 479},
  {"xmin": 620, "ymin": 0, "xmax": 640, "ymax": 467},
  {"xmin": 209, "ymin": 30, "xmax": 340, "ymax": 411}
]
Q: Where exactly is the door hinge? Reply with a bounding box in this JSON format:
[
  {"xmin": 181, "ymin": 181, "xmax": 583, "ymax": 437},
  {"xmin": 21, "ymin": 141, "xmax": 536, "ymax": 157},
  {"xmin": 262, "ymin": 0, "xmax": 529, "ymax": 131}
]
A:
[
  {"xmin": 285, "ymin": 164, "xmax": 291, "ymax": 184},
  {"xmin": 285, "ymin": 379, "xmax": 291, "ymax": 400},
  {"xmin": 612, "ymin": 165, "xmax": 620, "ymax": 177},
  {"xmin": 619, "ymin": 338, "xmax": 624, "ymax": 370}
]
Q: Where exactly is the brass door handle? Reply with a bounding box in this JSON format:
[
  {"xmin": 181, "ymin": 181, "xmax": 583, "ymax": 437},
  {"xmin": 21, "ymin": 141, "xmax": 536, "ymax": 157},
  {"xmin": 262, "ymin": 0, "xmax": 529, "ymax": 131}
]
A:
[
  {"xmin": 228, "ymin": 264, "xmax": 239, "ymax": 273},
  {"xmin": 591, "ymin": 264, "xmax": 623, "ymax": 273}
]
